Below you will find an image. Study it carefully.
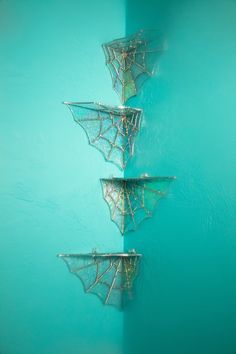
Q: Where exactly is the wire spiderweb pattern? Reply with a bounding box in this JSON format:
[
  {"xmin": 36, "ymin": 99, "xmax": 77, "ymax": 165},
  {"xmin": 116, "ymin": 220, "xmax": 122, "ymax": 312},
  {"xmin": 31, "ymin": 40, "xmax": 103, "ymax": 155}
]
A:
[
  {"xmin": 102, "ymin": 29, "xmax": 164, "ymax": 103},
  {"xmin": 101, "ymin": 177, "xmax": 175, "ymax": 234},
  {"xmin": 64, "ymin": 102, "xmax": 142, "ymax": 170},
  {"xmin": 58, "ymin": 252, "xmax": 141, "ymax": 309}
]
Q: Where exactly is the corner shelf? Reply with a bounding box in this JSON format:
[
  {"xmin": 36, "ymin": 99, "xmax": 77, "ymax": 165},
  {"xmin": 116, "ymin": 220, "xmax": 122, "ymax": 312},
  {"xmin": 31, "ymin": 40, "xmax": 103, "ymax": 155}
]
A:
[
  {"xmin": 64, "ymin": 101, "xmax": 142, "ymax": 170},
  {"xmin": 102, "ymin": 29, "xmax": 163, "ymax": 103},
  {"xmin": 58, "ymin": 250, "xmax": 142, "ymax": 309},
  {"xmin": 101, "ymin": 176, "xmax": 176, "ymax": 234}
]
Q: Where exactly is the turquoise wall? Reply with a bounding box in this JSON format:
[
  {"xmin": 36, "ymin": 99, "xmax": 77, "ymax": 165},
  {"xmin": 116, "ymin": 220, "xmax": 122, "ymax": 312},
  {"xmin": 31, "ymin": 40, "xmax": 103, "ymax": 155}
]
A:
[
  {"xmin": 0, "ymin": 1, "xmax": 124, "ymax": 353},
  {"xmin": 124, "ymin": 1, "xmax": 236, "ymax": 354},
  {"xmin": 1, "ymin": 1, "xmax": 236, "ymax": 354}
]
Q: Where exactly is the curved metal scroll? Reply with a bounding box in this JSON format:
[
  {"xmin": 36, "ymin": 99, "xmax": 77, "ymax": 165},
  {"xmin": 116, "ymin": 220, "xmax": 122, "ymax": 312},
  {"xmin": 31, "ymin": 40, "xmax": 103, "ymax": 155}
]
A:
[
  {"xmin": 64, "ymin": 101, "xmax": 142, "ymax": 170},
  {"xmin": 101, "ymin": 176, "xmax": 175, "ymax": 234},
  {"xmin": 58, "ymin": 250, "xmax": 142, "ymax": 309},
  {"xmin": 102, "ymin": 29, "xmax": 164, "ymax": 103}
]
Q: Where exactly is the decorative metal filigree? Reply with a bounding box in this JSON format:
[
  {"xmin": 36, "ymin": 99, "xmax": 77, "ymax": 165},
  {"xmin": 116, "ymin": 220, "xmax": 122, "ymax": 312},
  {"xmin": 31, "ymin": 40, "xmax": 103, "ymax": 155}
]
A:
[
  {"xmin": 64, "ymin": 102, "xmax": 142, "ymax": 170},
  {"xmin": 58, "ymin": 250, "xmax": 142, "ymax": 309},
  {"xmin": 101, "ymin": 176, "xmax": 175, "ymax": 234},
  {"xmin": 102, "ymin": 29, "xmax": 163, "ymax": 103}
]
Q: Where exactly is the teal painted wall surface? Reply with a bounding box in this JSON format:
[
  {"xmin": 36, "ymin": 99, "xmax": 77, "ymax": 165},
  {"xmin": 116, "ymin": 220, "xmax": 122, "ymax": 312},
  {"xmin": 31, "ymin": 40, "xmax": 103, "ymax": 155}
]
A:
[
  {"xmin": 1, "ymin": 1, "xmax": 236, "ymax": 354},
  {"xmin": 124, "ymin": 1, "xmax": 236, "ymax": 354},
  {"xmin": 0, "ymin": 1, "xmax": 125, "ymax": 354}
]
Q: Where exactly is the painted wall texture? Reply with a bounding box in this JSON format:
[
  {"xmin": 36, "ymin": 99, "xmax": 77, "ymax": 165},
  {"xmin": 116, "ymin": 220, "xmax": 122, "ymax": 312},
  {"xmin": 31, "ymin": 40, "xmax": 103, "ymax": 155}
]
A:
[
  {"xmin": 124, "ymin": 0, "xmax": 236, "ymax": 354},
  {"xmin": 1, "ymin": 0, "xmax": 236, "ymax": 354},
  {"xmin": 0, "ymin": 1, "xmax": 124, "ymax": 354}
]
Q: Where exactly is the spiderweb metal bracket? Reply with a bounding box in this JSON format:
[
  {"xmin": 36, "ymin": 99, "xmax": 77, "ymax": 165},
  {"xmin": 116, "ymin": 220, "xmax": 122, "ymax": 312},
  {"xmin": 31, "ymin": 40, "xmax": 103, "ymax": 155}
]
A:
[
  {"xmin": 101, "ymin": 176, "xmax": 176, "ymax": 234},
  {"xmin": 102, "ymin": 29, "xmax": 164, "ymax": 104},
  {"xmin": 58, "ymin": 250, "xmax": 142, "ymax": 309},
  {"xmin": 64, "ymin": 101, "xmax": 142, "ymax": 170}
]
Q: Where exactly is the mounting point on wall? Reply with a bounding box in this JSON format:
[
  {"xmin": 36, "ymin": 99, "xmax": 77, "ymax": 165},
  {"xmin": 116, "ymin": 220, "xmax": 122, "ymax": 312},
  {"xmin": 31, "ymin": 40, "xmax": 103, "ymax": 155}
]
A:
[
  {"xmin": 101, "ymin": 176, "xmax": 176, "ymax": 234},
  {"xmin": 58, "ymin": 250, "xmax": 142, "ymax": 309},
  {"xmin": 64, "ymin": 101, "xmax": 142, "ymax": 170},
  {"xmin": 102, "ymin": 29, "xmax": 164, "ymax": 104}
]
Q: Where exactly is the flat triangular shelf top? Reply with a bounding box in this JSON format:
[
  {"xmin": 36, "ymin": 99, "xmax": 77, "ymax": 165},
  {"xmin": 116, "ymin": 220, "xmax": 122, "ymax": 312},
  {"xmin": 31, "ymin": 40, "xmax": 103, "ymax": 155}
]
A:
[
  {"xmin": 58, "ymin": 250, "xmax": 142, "ymax": 309},
  {"xmin": 64, "ymin": 102, "xmax": 142, "ymax": 170},
  {"xmin": 102, "ymin": 29, "xmax": 163, "ymax": 104},
  {"xmin": 101, "ymin": 176, "xmax": 176, "ymax": 234}
]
